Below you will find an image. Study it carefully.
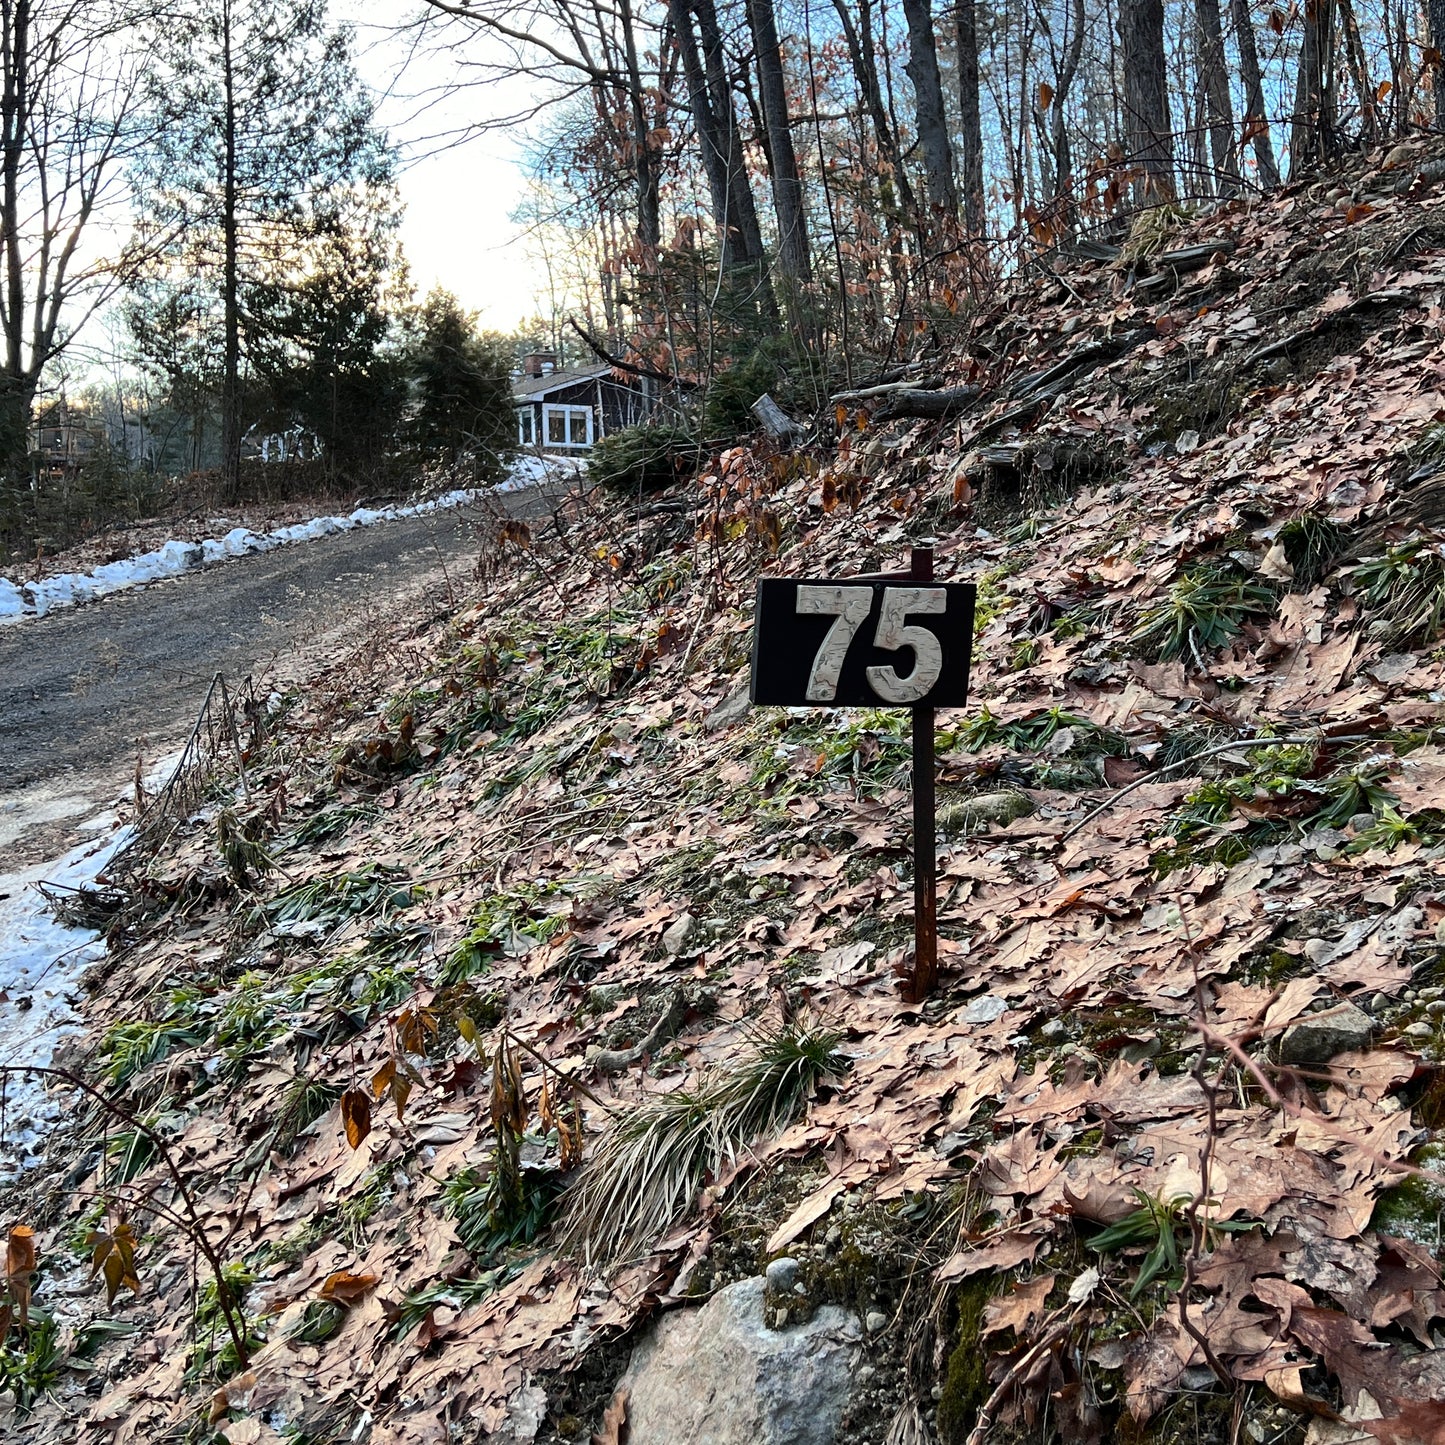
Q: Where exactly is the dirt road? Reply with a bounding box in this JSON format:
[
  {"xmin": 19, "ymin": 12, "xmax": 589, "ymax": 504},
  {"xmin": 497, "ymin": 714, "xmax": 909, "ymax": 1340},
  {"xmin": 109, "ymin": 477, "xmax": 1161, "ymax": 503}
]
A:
[{"xmin": 0, "ymin": 486, "xmax": 564, "ymax": 862}]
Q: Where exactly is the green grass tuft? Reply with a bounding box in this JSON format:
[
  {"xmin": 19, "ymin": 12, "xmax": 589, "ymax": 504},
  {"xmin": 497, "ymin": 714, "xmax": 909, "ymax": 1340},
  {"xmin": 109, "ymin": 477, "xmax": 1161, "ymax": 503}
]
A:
[{"xmin": 1130, "ymin": 566, "xmax": 1275, "ymax": 667}]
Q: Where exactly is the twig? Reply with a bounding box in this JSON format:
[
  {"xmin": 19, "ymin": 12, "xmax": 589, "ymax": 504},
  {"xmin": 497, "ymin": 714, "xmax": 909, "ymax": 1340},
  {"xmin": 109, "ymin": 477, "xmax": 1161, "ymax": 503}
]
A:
[
  {"xmin": 963, "ymin": 1315, "xmax": 1074, "ymax": 1445},
  {"xmin": 0, "ymin": 1063, "xmax": 252, "ymax": 1370},
  {"xmin": 502, "ymin": 1029, "xmax": 617, "ymax": 1116}
]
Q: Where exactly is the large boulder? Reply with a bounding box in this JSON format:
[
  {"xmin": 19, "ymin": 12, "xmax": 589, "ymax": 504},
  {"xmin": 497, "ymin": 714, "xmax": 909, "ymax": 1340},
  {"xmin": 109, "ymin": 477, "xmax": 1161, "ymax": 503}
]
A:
[{"xmin": 618, "ymin": 1276, "xmax": 862, "ymax": 1445}]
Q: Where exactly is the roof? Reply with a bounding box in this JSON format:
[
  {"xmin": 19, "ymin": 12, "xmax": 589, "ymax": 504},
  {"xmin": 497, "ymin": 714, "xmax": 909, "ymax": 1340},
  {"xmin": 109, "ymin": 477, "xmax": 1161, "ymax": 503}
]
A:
[{"xmin": 511, "ymin": 363, "xmax": 612, "ymax": 401}]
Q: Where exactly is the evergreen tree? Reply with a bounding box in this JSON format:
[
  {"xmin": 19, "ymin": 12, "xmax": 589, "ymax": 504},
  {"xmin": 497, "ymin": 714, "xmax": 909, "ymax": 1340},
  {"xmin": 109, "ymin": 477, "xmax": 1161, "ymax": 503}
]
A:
[
  {"xmin": 132, "ymin": 0, "xmax": 397, "ymax": 499},
  {"xmin": 403, "ymin": 290, "xmax": 516, "ymax": 481}
]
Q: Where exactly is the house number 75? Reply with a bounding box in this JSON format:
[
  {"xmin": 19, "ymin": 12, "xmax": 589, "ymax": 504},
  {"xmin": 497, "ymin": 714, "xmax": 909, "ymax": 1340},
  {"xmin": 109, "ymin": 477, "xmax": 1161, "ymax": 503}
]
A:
[{"xmin": 797, "ymin": 585, "xmax": 947, "ymax": 704}]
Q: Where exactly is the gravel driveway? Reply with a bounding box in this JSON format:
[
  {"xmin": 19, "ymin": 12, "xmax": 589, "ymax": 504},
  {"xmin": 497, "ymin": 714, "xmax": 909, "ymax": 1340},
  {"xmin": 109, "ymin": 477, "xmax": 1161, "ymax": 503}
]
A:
[{"xmin": 0, "ymin": 484, "xmax": 567, "ymax": 860}]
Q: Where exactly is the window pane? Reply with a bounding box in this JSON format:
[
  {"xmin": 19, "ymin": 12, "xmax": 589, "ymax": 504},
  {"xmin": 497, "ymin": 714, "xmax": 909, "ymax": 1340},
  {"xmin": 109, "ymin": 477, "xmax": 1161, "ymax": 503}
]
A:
[
  {"xmin": 569, "ymin": 409, "xmax": 589, "ymax": 445},
  {"xmin": 546, "ymin": 410, "xmax": 566, "ymax": 444},
  {"xmin": 517, "ymin": 411, "xmax": 532, "ymax": 444}
]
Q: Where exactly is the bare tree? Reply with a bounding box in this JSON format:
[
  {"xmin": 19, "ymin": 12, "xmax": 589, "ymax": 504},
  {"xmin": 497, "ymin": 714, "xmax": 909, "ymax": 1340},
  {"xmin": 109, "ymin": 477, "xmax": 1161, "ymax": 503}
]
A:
[
  {"xmin": 0, "ymin": 0, "xmax": 152, "ymax": 478},
  {"xmin": 1118, "ymin": 0, "xmax": 1175, "ymax": 200},
  {"xmin": 1290, "ymin": 0, "xmax": 1336, "ymax": 178},
  {"xmin": 900, "ymin": 0, "xmax": 958, "ymax": 219},
  {"xmin": 1230, "ymin": 0, "xmax": 1280, "ymax": 188},
  {"xmin": 956, "ymin": 0, "xmax": 985, "ymax": 232},
  {"xmin": 745, "ymin": 0, "xmax": 810, "ymax": 282}
]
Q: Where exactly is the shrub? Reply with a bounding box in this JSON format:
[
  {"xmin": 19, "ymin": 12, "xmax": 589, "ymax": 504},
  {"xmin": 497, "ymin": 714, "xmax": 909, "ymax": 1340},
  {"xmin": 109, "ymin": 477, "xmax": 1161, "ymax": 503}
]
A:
[{"xmin": 587, "ymin": 422, "xmax": 699, "ymax": 493}]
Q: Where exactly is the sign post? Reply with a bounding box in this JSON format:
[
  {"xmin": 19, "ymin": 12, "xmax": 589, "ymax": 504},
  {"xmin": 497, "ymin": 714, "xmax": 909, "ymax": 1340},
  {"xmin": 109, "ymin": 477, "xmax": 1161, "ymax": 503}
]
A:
[{"xmin": 750, "ymin": 544, "xmax": 975, "ymax": 1003}]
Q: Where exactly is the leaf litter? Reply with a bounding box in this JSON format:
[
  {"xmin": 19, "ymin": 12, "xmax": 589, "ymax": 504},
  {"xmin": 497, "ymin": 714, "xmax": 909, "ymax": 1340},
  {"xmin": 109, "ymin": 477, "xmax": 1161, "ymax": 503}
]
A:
[{"xmin": 5, "ymin": 143, "xmax": 1445, "ymax": 1443}]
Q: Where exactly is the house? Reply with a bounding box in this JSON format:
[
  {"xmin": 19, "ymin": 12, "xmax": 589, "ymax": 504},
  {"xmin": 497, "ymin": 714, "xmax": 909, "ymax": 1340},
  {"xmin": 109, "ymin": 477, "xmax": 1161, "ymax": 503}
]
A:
[
  {"xmin": 30, "ymin": 399, "xmax": 99, "ymax": 475},
  {"xmin": 512, "ymin": 351, "xmax": 657, "ymax": 455}
]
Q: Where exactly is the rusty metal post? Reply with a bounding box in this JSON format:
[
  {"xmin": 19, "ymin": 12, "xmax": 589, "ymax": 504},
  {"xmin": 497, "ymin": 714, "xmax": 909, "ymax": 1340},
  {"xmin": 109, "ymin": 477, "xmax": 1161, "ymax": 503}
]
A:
[{"xmin": 908, "ymin": 542, "xmax": 938, "ymax": 1003}]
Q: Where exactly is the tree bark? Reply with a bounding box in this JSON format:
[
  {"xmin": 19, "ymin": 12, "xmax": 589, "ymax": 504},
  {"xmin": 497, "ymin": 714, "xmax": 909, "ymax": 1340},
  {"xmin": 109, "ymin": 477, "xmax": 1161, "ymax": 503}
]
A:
[
  {"xmin": 1433, "ymin": 0, "xmax": 1445, "ymax": 125},
  {"xmin": 900, "ymin": 0, "xmax": 958, "ymax": 219},
  {"xmin": 745, "ymin": 0, "xmax": 809, "ymax": 281},
  {"xmin": 1194, "ymin": 0, "xmax": 1238, "ymax": 193},
  {"xmin": 617, "ymin": 0, "xmax": 660, "ymax": 250},
  {"xmin": 955, "ymin": 0, "xmax": 984, "ymax": 232},
  {"xmin": 1050, "ymin": 0, "xmax": 1087, "ymax": 204},
  {"xmin": 0, "ymin": 0, "xmax": 30, "ymax": 479},
  {"xmin": 220, "ymin": 0, "xmax": 242, "ymax": 502},
  {"xmin": 692, "ymin": 0, "xmax": 769, "ymax": 271},
  {"xmin": 1289, "ymin": 0, "xmax": 1336, "ymax": 179},
  {"xmin": 1230, "ymin": 0, "xmax": 1280, "ymax": 188},
  {"xmin": 1118, "ymin": 0, "xmax": 1175, "ymax": 201}
]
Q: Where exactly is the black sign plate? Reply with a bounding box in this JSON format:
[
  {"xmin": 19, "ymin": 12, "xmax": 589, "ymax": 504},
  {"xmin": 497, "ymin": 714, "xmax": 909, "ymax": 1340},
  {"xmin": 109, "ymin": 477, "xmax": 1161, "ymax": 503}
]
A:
[{"xmin": 750, "ymin": 578, "xmax": 976, "ymax": 708}]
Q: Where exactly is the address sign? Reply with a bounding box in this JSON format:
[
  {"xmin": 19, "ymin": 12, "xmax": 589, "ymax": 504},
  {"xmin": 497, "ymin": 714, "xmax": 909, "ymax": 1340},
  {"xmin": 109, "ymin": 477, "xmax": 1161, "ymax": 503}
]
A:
[{"xmin": 750, "ymin": 578, "xmax": 976, "ymax": 709}]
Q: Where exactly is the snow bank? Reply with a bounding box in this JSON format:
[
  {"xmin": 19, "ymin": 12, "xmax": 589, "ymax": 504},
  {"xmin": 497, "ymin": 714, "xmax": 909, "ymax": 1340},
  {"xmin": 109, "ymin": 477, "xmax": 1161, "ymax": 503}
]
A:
[
  {"xmin": 0, "ymin": 824, "xmax": 129, "ymax": 1179},
  {"xmin": 1, "ymin": 455, "xmax": 584, "ymax": 625}
]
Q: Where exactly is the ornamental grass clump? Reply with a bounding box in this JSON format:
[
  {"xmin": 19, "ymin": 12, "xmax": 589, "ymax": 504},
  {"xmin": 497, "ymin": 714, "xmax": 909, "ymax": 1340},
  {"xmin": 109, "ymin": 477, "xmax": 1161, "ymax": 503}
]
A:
[
  {"xmin": 1350, "ymin": 539, "xmax": 1445, "ymax": 648},
  {"xmin": 559, "ymin": 1022, "xmax": 846, "ymax": 1264},
  {"xmin": 1129, "ymin": 566, "xmax": 1275, "ymax": 668}
]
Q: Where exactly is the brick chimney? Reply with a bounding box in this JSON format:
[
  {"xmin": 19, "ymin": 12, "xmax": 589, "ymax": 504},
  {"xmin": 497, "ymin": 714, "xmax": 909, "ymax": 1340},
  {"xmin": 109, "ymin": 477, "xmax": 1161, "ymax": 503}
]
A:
[{"xmin": 522, "ymin": 351, "xmax": 559, "ymax": 377}]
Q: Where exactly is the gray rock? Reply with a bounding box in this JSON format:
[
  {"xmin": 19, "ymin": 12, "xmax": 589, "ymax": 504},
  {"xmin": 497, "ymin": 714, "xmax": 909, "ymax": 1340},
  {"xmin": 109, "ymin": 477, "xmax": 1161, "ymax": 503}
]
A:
[
  {"xmin": 865, "ymin": 1310, "xmax": 888, "ymax": 1334},
  {"xmin": 765, "ymin": 1257, "xmax": 800, "ymax": 1291},
  {"xmin": 961, "ymin": 993, "xmax": 1011, "ymax": 1025},
  {"xmin": 661, "ymin": 912, "xmax": 696, "ymax": 958},
  {"xmin": 705, "ymin": 687, "xmax": 752, "ymax": 734},
  {"xmin": 619, "ymin": 1276, "xmax": 861, "ymax": 1445},
  {"xmin": 938, "ymin": 790, "xmax": 1034, "ymax": 834},
  {"xmin": 1369, "ymin": 993, "xmax": 1391, "ymax": 1014},
  {"xmin": 1406, "ymin": 1021, "xmax": 1435, "ymax": 1041},
  {"xmin": 1278, "ymin": 1002, "xmax": 1372, "ymax": 1064},
  {"xmin": 1040, "ymin": 1018, "xmax": 1069, "ymax": 1042}
]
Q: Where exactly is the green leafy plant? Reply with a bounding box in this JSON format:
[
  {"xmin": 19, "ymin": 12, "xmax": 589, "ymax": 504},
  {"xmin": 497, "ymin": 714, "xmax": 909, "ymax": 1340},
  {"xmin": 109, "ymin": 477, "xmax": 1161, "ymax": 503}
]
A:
[
  {"xmin": 1130, "ymin": 566, "xmax": 1275, "ymax": 667},
  {"xmin": 1088, "ymin": 1190, "xmax": 1255, "ymax": 1299},
  {"xmin": 185, "ymin": 1262, "xmax": 262, "ymax": 1386},
  {"xmin": 559, "ymin": 1023, "xmax": 846, "ymax": 1262},
  {"xmin": 0, "ymin": 1315, "xmax": 63, "ymax": 1414},
  {"xmin": 99, "ymin": 989, "xmax": 208, "ymax": 1087},
  {"xmin": 1278, "ymin": 513, "xmax": 1346, "ymax": 587},
  {"xmin": 1310, "ymin": 764, "xmax": 1398, "ymax": 829},
  {"xmin": 1350, "ymin": 541, "xmax": 1445, "ymax": 648}
]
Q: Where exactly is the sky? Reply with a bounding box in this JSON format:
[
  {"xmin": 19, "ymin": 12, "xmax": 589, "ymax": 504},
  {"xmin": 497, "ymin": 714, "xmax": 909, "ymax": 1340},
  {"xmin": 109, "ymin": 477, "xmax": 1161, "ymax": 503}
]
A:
[{"xmin": 345, "ymin": 6, "xmax": 548, "ymax": 332}]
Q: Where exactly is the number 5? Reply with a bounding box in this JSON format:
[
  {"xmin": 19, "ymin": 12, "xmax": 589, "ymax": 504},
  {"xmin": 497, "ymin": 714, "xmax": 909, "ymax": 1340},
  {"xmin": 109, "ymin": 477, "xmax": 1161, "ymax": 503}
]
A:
[
  {"xmin": 867, "ymin": 587, "xmax": 946, "ymax": 702},
  {"xmin": 797, "ymin": 585, "xmax": 873, "ymax": 700}
]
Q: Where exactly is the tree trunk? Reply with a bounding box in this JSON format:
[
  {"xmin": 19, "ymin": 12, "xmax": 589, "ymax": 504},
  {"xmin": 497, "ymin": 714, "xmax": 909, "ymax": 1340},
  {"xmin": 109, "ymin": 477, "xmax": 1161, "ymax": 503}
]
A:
[
  {"xmin": 1289, "ymin": 0, "xmax": 1336, "ymax": 179},
  {"xmin": 0, "ymin": 0, "xmax": 31, "ymax": 481},
  {"xmin": 955, "ymin": 0, "xmax": 984, "ymax": 232},
  {"xmin": 1230, "ymin": 0, "xmax": 1280, "ymax": 188},
  {"xmin": 692, "ymin": 0, "xmax": 769, "ymax": 271},
  {"xmin": 1118, "ymin": 0, "xmax": 1175, "ymax": 201},
  {"xmin": 900, "ymin": 0, "xmax": 958, "ymax": 219},
  {"xmin": 220, "ymin": 0, "xmax": 242, "ymax": 502},
  {"xmin": 1195, "ymin": 0, "xmax": 1237, "ymax": 192},
  {"xmin": 745, "ymin": 0, "xmax": 810, "ymax": 281},
  {"xmin": 618, "ymin": 0, "xmax": 660, "ymax": 250},
  {"xmin": 1051, "ymin": 0, "xmax": 1087, "ymax": 203},
  {"xmin": 832, "ymin": 0, "xmax": 921, "ymax": 236},
  {"xmin": 1433, "ymin": 0, "xmax": 1445, "ymax": 125},
  {"xmin": 667, "ymin": 0, "xmax": 733, "ymax": 249}
]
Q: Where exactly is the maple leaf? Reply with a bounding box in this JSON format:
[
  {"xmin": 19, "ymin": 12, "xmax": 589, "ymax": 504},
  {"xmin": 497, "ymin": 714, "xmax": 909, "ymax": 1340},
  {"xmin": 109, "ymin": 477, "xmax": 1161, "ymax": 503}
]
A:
[{"xmin": 1365, "ymin": 1401, "xmax": 1445, "ymax": 1445}]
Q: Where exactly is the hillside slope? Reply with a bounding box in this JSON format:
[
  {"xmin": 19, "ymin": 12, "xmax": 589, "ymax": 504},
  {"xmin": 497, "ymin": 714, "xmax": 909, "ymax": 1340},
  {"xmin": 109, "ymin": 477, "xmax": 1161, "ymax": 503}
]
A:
[{"xmin": 7, "ymin": 139, "xmax": 1445, "ymax": 1445}]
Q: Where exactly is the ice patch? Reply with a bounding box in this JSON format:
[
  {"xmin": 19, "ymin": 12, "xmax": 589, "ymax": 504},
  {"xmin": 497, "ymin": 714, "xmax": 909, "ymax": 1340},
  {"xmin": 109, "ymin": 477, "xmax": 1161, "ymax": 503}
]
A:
[
  {"xmin": 1, "ymin": 454, "xmax": 584, "ymax": 624},
  {"xmin": 0, "ymin": 825, "xmax": 130, "ymax": 1179}
]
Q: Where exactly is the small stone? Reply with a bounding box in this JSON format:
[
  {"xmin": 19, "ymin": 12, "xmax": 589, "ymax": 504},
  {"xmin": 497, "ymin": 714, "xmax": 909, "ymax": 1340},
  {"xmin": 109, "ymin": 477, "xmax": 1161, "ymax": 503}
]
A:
[
  {"xmin": 824, "ymin": 1226, "xmax": 842, "ymax": 1248},
  {"xmin": 1406, "ymin": 989, "xmax": 1419, "ymax": 1003},
  {"xmin": 747, "ymin": 884, "xmax": 768, "ymax": 901},
  {"xmin": 1040, "ymin": 1018, "xmax": 1068, "ymax": 1042},
  {"xmin": 1059, "ymin": 1042, "xmax": 1079, "ymax": 1058},
  {"xmin": 1383, "ymin": 143, "xmax": 1416, "ymax": 170},
  {"xmin": 661, "ymin": 912, "xmax": 696, "ymax": 958},
  {"xmin": 1405, "ymin": 1021, "xmax": 1435, "ymax": 1040},
  {"xmin": 1429, "ymin": 1001, "xmax": 1445, "ymax": 1018},
  {"xmin": 1421, "ymin": 987, "xmax": 1443, "ymax": 1003},
  {"xmin": 765, "ymin": 1257, "xmax": 800, "ymax": 1292},
  {"xmin": 1278, "ymin": 1002, "xmax": 1372, "ymax": 1064},
  {"xmin": 1246, "ymin": 1421, "xmax": 1268, "ymax": 1444},
  {"xmin": 793, "ymin": 1283, "xmax": 807, "ymax": 1296},
  {"xmin": 1348, "ymin": 811, "xmax": 1377, "ymax": 834},
  {"xmin": 962, "ymin": 993, "xmax": 1010, "ymax": 1025},
  {"xmin": 857, "ymin": 1365, "xmax": 876, "ymax": 1384},
  {"xmin": 1370, "ymin": 993, "xmax": 1391, "ymax": 1014},
  {"xmin": 938, "ymin": 790, "xmax": 1034, "ymax": 834},
  {"xmin": 774, "ymin": 1308, "xmax": 790, "ymax": 1329},
  {"xmin": 865, "ymin": 1311, "xmax": 888, "ymax": 1334}
]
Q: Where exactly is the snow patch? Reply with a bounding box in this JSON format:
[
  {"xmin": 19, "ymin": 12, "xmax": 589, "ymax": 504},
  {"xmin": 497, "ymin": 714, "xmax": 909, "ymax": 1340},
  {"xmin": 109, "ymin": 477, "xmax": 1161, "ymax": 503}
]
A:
[
  {"xmin": 0, "ymin": 825, "xmax": 130, "ymax": 1179},
  {"xmin": 1, "ymin": 454, "xmax": 584, "ymax": 624}
]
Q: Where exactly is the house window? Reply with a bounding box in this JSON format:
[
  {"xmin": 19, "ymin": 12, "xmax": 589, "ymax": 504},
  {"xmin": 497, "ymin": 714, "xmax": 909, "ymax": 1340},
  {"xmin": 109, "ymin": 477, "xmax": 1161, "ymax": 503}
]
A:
[
  {"xmin": 543, "ymin": 404, "xmax": 593, "ymax": 448},
  {"xmin": 517, "ymin": 408, "xmax": 535, "ymax": 446}
]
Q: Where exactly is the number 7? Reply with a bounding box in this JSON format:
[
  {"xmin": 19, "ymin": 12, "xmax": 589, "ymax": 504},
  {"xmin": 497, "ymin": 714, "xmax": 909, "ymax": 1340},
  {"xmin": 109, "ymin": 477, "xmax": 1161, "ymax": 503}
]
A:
[{"xmin": 796, "ymin": 585, "xmax": 873, "ymax": 700}]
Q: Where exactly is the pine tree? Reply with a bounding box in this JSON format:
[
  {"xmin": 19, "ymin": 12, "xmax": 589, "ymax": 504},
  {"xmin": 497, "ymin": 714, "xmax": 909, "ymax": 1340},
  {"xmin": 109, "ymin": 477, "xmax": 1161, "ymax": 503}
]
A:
[{"xmin": 132, "ymin": 0, "xmax": 396, "ymax": 500}]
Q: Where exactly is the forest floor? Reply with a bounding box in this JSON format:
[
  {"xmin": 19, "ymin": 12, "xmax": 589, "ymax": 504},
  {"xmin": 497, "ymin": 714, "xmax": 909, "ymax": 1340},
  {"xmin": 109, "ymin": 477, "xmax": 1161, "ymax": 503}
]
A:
[{"xmin": 5, "ymin": 135, "xmax": 1445, "ymax": 1445}]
